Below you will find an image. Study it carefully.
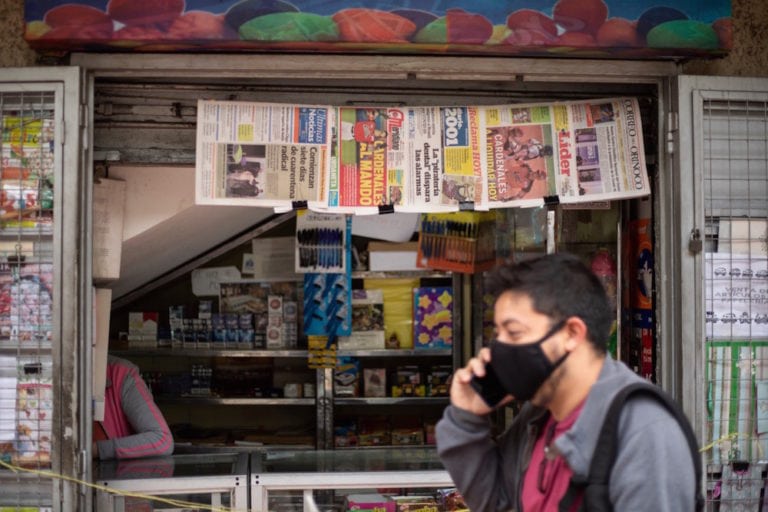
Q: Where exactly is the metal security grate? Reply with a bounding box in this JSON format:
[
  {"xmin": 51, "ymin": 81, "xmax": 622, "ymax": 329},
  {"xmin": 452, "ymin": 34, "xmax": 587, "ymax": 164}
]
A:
[
  {"xmin": 0, "ymin": 90, "xmax": 56, "ymax": 511},
  {"xmin": 703, "ymin": 98, "xmax": 768, "ymax": 511}
]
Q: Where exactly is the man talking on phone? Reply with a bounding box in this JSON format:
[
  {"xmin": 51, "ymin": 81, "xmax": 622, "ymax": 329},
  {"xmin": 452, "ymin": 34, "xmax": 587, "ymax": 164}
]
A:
[{"xmin": 435, "ymin": 253, "xmax": 701, "ymax": 511}]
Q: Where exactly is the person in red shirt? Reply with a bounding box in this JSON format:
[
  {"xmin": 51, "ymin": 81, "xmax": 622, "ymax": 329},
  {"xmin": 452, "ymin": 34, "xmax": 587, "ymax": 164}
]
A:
[{"xmin": 93, "ymin": 356, "xmax": 173, "ymax": 460}]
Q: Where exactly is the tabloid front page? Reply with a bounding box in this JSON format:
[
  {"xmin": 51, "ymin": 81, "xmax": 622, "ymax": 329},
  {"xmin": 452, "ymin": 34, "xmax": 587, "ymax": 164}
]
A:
[
  {"xmin": 559, "ymin": 97, "xmax": 650, "ymax": 204},
  {"xmin": 483, "ymin": 103, "xmax": 558, "ymax": 208},
  {"xmin": 402, "ymin": 106, "xmax": 485, "ymax": 212},
  {"xmin": 326, "ymin": 106, "xmax": 486, "ymax": 213},
  {"xmin": 329, "ymin": 107, "xmax": 404, "ymax": 214},
  {"xmin": 481, "ymin": 97, "xmax": 649, "ymax": 208},
  {"xmin": 195, "ymin": 100, "xmax": 332, "ymax": 209}
]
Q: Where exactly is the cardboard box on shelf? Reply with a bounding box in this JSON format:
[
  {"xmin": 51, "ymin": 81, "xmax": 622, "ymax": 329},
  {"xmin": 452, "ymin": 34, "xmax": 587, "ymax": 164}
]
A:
[
  {"xmin": 338, "ymin": 289, "xmax": 386, "ymax": 350},
  {"xmin": 392, "ymin": 366, "xmax": 425, "ymax": 397},
  {"xmin": 391, "ymin": 428, "xmax": 424, "ymax": 446},
  {"xmin": 427, "ymin": 366, "xmax": 452, "ymax": 397},
  {"xmin": 363, "ymin": 368, "xmax": 386, "ymax": 397},
  {"xmin": 219, "ymin": 280, "xmax": 299, "ymax": 349},
  {"xmin": 368, "ymin": 242, "xmax": 419, "ymax": 271},
  {"xmin": 391, "ymin": 416, "xmax": 424, "ymax": 446},
  {"xmin": 334, "ymin": 357, "xmax": 360, "ymax": 397},
  {"xmin": 437, "ymin": 488, "xmax": 468, "ymax": 511},
  {"xmin": 358, "ymin": 417, "xmax": 390, "ymax": 447},
  {"xmin": 392, "ymin": 496, "xmax": 439, "ymax": 512},
  {"xmin": 128, "ymin": 311, "xmax": 158, "ymax": 344},
  {"xmin": 334, "ymin": 419, "xmax": 358, "ymax": 448},
  {"xmin": 364, "ymin": 278, "xmax": 419, "ymax": 349}
]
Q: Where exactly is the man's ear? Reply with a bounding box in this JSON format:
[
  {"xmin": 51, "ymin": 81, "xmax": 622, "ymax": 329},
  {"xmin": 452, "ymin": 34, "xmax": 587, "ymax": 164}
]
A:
[{"xmin": 563, "ymin": 316, "xmax": 588, "ymax": 350}]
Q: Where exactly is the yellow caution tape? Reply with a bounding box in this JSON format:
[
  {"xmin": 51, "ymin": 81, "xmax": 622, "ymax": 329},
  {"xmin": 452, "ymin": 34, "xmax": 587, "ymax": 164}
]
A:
[
  {"xmin": 0, "ymin": 459, "xmax": 245, "ymax": 512},
  {"xmin": 698, "ymin": 432, "xmax": 763, "ymax": 459}
]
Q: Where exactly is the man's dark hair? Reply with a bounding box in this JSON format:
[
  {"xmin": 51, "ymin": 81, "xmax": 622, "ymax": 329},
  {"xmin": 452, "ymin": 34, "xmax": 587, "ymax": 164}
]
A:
[{"xmin": 486, "ymin": 252, "xmax": 613, "ymax": 353}]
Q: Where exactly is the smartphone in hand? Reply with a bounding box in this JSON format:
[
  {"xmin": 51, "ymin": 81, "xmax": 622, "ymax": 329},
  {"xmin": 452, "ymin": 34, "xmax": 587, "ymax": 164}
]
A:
[{"xmin": 469, "ymin": 363, "xmax": 509, "ymax": 408}]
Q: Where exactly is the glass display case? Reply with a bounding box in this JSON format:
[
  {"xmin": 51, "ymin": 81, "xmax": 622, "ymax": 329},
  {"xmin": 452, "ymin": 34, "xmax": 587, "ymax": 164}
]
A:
[
  {"xmin": 110, "ymin": 348, "xmax": 319, "ymax": 449},
  {"xmin": 250, "ymin": 448, "xmax": 456, "ymax": 512},
  {"xmin": 93, "ymin": 452, "xmax": 248, "ymax": 512}
]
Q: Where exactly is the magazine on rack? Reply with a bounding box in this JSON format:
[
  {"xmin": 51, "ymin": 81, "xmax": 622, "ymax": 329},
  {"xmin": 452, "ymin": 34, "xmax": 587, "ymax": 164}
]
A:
[
  {"xmin": 195, "ymin": 100, "xmax": 332, "ymax": 209},
  {"xmin": 1, "ymin": 116, "xmax": 55, "ymax": 231}
]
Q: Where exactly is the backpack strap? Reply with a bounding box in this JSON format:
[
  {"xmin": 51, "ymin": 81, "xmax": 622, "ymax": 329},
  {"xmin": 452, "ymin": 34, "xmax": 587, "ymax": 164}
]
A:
[{"xmin": 558, "ymin": 382, "xmax": 704, "ymax": 512}]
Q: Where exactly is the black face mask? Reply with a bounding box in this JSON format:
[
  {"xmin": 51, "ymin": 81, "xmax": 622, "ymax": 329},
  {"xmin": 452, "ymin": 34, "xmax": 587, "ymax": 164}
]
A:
[{"xmin": 489, "ymin": 319, "xmax": 568, "ymax": 402}]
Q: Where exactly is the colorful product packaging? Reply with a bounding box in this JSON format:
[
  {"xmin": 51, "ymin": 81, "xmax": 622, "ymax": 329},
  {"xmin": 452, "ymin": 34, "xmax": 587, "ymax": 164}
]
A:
[{"xmin": 413, "ymin": 287, "xmax": 453, "ymax": 349}]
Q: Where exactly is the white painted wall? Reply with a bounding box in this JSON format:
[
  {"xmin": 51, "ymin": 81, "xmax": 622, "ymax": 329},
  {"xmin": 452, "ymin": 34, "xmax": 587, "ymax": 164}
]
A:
[
  {"xmin": 108, "ymin": 166, "xmax": 196, "ymax": 241},
  {"xmin": 104, "ymin": 166, "xmax": 272, "ymax": 299}
]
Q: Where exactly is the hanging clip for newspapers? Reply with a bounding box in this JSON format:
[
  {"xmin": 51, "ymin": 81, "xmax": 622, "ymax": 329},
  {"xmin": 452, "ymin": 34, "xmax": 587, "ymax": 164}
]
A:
[
  {"xmin": 378, "ymin": 204, "xmax": 395, "ymax": 215},
  {"xmin": 458, "ymin": 201, "xmax": 475, "ymax": 211},
  {"xmin": 291, "ymin": 200, "xmax": 308, "ymax": 210},
  {"xmin": 543, "ymin": 196, "xmax": 560, "ymax": 206}
]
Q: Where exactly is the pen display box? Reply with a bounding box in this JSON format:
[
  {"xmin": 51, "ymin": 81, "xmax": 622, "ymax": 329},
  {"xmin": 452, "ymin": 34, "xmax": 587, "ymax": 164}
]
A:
[{"xmin": 416, "ymin": 211, "xmax": 498, "ymax": 273}]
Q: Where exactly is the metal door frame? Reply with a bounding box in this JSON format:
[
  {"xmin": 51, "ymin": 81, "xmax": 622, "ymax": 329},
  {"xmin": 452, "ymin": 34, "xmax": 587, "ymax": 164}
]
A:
[
  {"xmin": 0, "ymin": 66, "xmax": 87, "ymax": 511},
  {"xmin": 69, "ymin": 53, "xmax": 703, "ymax": 509},
  {"xmin": 674, "ymin": 74, "xmax": 768, "ymax": 442}
]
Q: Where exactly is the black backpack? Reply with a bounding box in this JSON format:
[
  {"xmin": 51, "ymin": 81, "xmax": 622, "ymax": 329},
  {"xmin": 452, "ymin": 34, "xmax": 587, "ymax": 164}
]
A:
[{"xmin": 558, "ymin": 382, "xmax": 705, "ymax": 511}]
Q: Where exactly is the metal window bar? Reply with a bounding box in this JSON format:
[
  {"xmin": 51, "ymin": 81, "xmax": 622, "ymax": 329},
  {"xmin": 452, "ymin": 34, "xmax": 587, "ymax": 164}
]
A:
[
  {"xmin": 703, "ymin": 97, "xmax": 768, "ymax": 511},
  {"xmin": 0, "ymin": 89, "xmax": 56, "ymax": 511}
]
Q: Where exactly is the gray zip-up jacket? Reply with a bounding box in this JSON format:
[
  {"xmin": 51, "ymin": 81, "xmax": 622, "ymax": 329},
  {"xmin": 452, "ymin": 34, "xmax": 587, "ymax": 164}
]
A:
[{"xmin": 436, "ymin": 357, "xmax": 697, "ymax": 511}]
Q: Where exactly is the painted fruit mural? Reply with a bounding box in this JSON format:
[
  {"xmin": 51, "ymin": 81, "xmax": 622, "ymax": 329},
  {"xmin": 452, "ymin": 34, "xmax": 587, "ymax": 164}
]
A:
[{"xmin": 24, "ymin": 0, "xmax": 732, "ymax": 57}]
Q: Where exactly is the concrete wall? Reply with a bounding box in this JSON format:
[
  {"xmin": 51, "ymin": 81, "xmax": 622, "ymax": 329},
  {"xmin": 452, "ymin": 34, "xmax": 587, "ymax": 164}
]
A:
[
  {"xmin": 0, "ymin": 0, "xmax": 36, "ymax": 67},
  {"xmin": 683, "ymin": 0, "xmax": 768, "ymax": 76},
  {"xmin": 0, "ymin": 0, "xmax": 766, "ymax": 74}
]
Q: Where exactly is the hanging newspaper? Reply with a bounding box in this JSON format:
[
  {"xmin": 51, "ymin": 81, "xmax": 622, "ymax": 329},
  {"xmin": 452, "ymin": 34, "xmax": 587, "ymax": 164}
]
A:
[
  {"xmin": 480, "ymin": 98, "xmax": 650, "ymax": 209},
  {"xmin": 400, "ymin": 106, "xmax": 485, "ymax": 212},
  {"xmin": 195, "ymin": 100, "xmax": 332, "ymax": 209},
  {"xmin": 328, "ymin": 106, "xmax": 485, "ymax": 214},
  {"xmin": 328, "ymin": 106, "xmax": 406, "ymax": 214},
  {"xmin": 196, "ymin": 98, "xmax": 648, "ymax": 213}
]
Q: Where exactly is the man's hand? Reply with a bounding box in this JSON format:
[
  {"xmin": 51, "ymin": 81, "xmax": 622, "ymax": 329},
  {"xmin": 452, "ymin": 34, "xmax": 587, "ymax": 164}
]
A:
[{"xmin": 449, "ymin": 347, "xmax": 512, "ymax": 414}]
